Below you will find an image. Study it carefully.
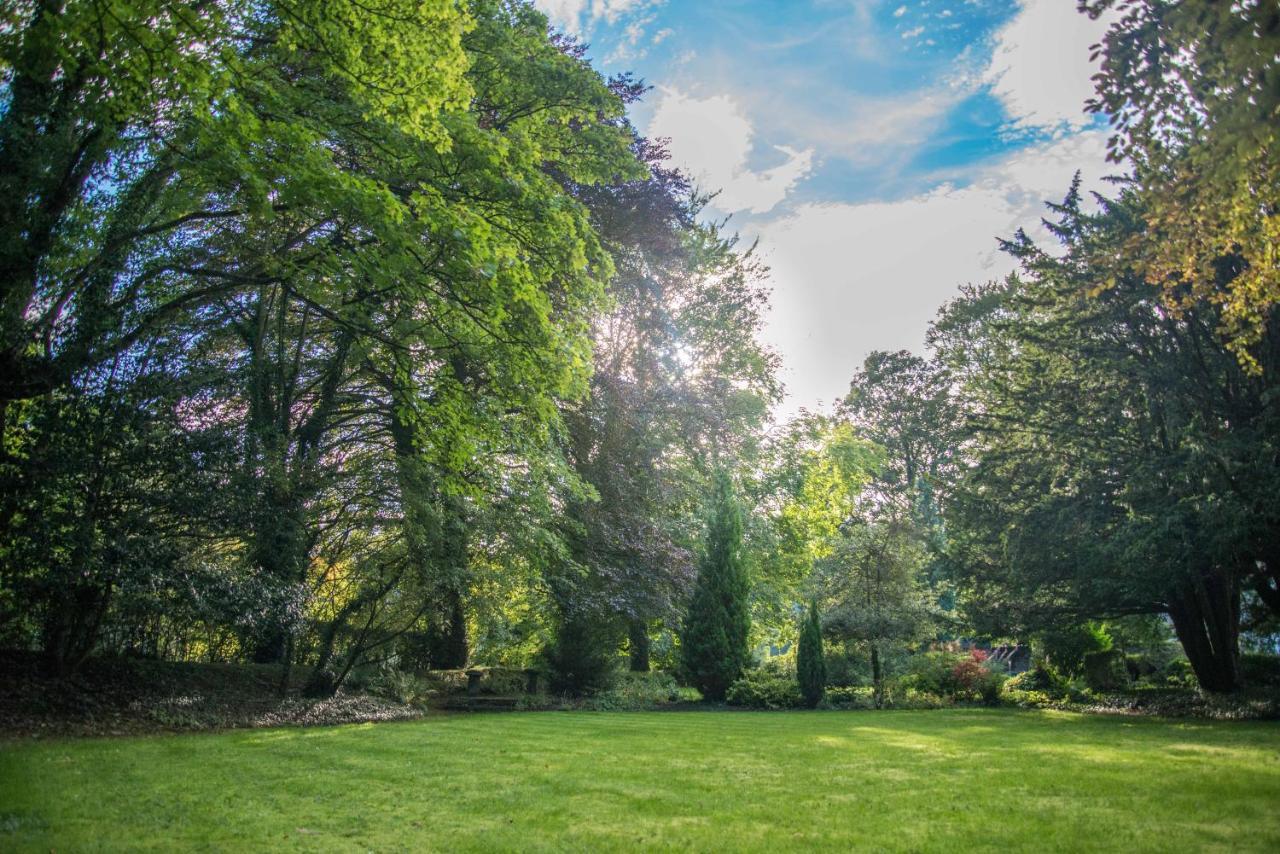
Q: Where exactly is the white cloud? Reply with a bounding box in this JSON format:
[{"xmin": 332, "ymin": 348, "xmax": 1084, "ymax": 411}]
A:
[
  {"xmin": 756, "ymin": 131, "xmax": 1115, "ymax": 414},
  {"xmin": 893, "ymin": 5, "xmax": 907, "ymax": 17},
  {"xmin": 902, "ymin": 25, "xmax": 925, "ymax": 39},
  {"xmin": 983, "ymin": 0, "xmax": 1114, "ymax": 131},
  {"xmin": 647, "ymin": 88, "xmax": 815, "ymax": 215},
  {"xmin": 533, "ymin": 0, "xmax": 588, "ymax": 32},
  {"xmin": 533, "ymin": 0, "xmax": 659, "ymax": 34}
]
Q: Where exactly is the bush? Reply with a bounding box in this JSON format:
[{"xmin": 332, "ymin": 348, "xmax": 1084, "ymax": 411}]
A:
[
  {"xmin": 1003, "ymin": 689, "xmax": 1057, "ymax": 709},
  {"xmin": 1161, "ymin": 659, "xmax": 1197, "ymax": 688},
  {"xmin": 1241, "ymin": 653, "xmax": 1280, "ymax": 687},
  {"xmin": 576, "ymin": 672, "xmax": 688, "ymax": 710},
  {"xmin": 367, "ymin": 663, "xmax": 433, "ymax": 707},
  {"xmin": 902, "ymin": 650, "xmax": 969, "ymax": 695},
  {"xmin": 824, "ymin": 686, "xmax": 876, "ymax": 709},
  {"xmin": 1125, "ymin": 653, "xmax": 1160, "ymax": 681},
  {"xmin": 1006, "ymin": 663, "xmax": 1069, "ymax": 697},
  {"xmin": 824, "ymin": 648, "xmax": 869, "ymax": 687},
  {"xmin": 1083, "ymin": 649, "xmax": 1131, "ymax": 692},
  {"xmin": 947, "ymin": 651, "xmax": 1006, "ymax": 704},
  {"xmin": 903, "ymin": 650, "xmax": 1004, "ymax": 703},
  {"xmin": 1036, "ymin": 622, "xmax": 1111, "ymax": 677},
  {"xmin": 726, "ymin": 670, "xmax": 802, "ymax": 709},
  {"xmin": 896, "ymin": 689, "xmax": 951, "ymax": 709}
]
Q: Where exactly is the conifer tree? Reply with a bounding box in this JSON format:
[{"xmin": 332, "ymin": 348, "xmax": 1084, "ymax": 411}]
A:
[
  {"xmin": 797, "ymin": 600, "xmax": 826, "ymax": 708},
  {"xmin": 681, "ymin": 471, "xmax": 751, "ymax": 700}
]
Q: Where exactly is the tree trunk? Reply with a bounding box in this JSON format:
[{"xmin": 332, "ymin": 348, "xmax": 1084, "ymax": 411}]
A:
[
  {"xmin": 1166, "ymin": 566, "xmax": 1242, "ymax": 693},
  {"xmin": 427, "ymin": 589, "xmax": 468, "ymax": 669},
  {"xmin": 42, "ymin": 581, "xmax": 112, "ymax": 677},
  {"xmin": 628, "ymin": 619, "xmax": 651, "ymax": 672}
]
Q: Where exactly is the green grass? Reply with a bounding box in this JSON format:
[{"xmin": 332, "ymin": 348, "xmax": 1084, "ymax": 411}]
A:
[{"xmin": 3, "ymin": 709, "xmax": 1279, "ymax": 851}]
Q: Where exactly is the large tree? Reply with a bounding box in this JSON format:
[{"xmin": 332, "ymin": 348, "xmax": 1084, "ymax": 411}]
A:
[
  {"xmin": 1083, "ymin": 0, "xmax": 1280, "ymax": 370},
  {"xmin": 937, "ymin": 183, "xmax": 1280, "ymax": 692}
]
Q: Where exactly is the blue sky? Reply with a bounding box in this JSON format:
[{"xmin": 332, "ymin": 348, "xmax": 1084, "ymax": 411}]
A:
[{"xmin": 534, "ymin": 0, "xmax": 1122, "ymax": 415}]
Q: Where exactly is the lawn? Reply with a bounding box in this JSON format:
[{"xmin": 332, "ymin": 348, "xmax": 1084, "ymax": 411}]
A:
[{"xmin": 3, "ymin": 709, "xmax": 1279, "ymax": 852}]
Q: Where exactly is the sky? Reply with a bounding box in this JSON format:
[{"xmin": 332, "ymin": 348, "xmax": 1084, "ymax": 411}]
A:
[{"xmin": 532, "ymin": 0, "xmax": 1122, "ymax": 416}]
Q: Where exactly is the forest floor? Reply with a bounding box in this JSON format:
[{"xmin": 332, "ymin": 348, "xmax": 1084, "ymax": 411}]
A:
[{"xmin": 3, "ymin": 709, "xmax": 1279, "ymax": 852}]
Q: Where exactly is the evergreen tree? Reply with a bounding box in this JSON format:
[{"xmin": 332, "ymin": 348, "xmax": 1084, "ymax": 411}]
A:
[
  {"xmin": 797, "ymin": 600, "xmax": 826, "ymax": 708},
  {"xmin": 681, "ymin": 471, "xmax": 751, "ymax": 700},
  {"xmin": 546, "ymin": 607, "xmax": 618, "ymax": 696}
]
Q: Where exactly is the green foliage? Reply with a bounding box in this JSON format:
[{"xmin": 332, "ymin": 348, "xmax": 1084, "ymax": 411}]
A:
[
  {"xmin": 1241, "ymin": 654, "xmax": 1280, "ymax": 688},
  {"xmin": 1006, "ymin": 666, "xmax": 1069, "ymax": 698},
  {"xmin": 934, "ymin": 183, "xmax": 1279, "ymax": 693},
  {"xmin": 901, "ymin": 650, "xmax": 1004, "ymax": 704},
  {"xmin": 581, "ymin": 671, "xmax": 688, "ymax": 710},
  {"xmin": 545, "ymin": 609, "xmax": 617, "ymax": 696},
  {"xmin": 1084, "ymin": 0, "xmax": 1280, "ymax": 367},
  {"xmin": 367, "ymin": 663, "xmax": 434, "ymax": 708},
  {"xmin": 796, "ymin": 600, "xmax": 826, "ymax": 707},
  {"xmin": 725, "ymin": 669, "xmax": 802, "ymax": 709},
  {"xmin": 902, "ymin": 651, "xmax": 968, "ymax": 695},
  {"xmin": 680, "ymin": 471, "xmax": 751, "ymax": 701},
  {"xmin": 1083, "ymin": 649, "xmax": 1131, "ymax": 693},
  {"xmin": 823, "ymin": 685, "xmax": 877, "ymax": 709},
  {"xmin": 1037, "ymin": 623, "xmax": 1112, "ymax": 678}
]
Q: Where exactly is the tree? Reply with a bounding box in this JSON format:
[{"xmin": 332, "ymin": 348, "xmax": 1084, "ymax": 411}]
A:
[
  {"xmin": 797, "ymin": 600, "xmax": 826, "ymax": 708},
  {"xmin": 936, "ymin": 182, "xmax": 1280, "ymax": 692},
  {"xmin": 841, "ymin": 351, "xmax": 959, "ymax": 505},
  {"xmin": 0, "ymin": 1, "xmax": 648, "ymax": 684},
  {"xmin": 1083, "ymin": 0, "xmax": 1280, "ymax": 370},
  {"xmin": 818, "ymin": 512, "xmax": 935, "ymax": 707},
  {"xmin": 0, "ymin": 0, "xmax": 473, "ymax": 414},
  {"xmin": 681, "ymin": 471, "xmax": 751, "ymax": 700}
]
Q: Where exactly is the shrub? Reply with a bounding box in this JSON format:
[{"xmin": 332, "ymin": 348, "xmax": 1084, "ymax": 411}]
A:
[
  {"xmin": 367, "ymin": 663, "xmax": 433, "ymax": 707},
  {"xmin": 947, "ymin": 652, "xmax": 1006, "ymax": 704},
  {"xmin": 1003, "ymin": 689, "xmax": 1056, "ymax": 709},
  {"xmin": 903, "ymin": 650, "xmax": 969, "ymax": 695},
  {"xmin": 1036, "ymin": 622, "xmax": 1112, "ymax": 677},
  {"xmin": 1125, "ymin": 653, "xmax": 1160, "ymax": 681},
  {"xmin": 796, "ymin": 601, "xmax": 826, "ymax": 708},
  {"xmin": 725, "ymin": 670, "xmax": 802, "ymax": 709},
  {"xmin": 1006, "ymin": 663, "xmax": 1068, "ymax": 697},
  {"xmin": 545, "ymin": 610, "xmax": 617, "ymax": 696},
  {"xmin": 824, "ymin": 686, "xmax": 876, "ymax": 709},
  {"xmin": 824, "ymin": 647, "xmax": 869, "ymax": 687},
  {"xmin": 1083, "ymin": 649, "xmax": 1131, "ymax": 692},
  {"xmin": 897, "ymin": 689, "xmax": 951, "ymax": 709},
  {"xmin": 575, "ymin": 672, "xmax": 683, "ymax": 710},
  {"xmin": 1241, "ymin": 653, "xmax": 1280, "ymax": 687},
  {"xmin": 1161, "ymin": 659, "xmax": 1197, "ymax": 688}
]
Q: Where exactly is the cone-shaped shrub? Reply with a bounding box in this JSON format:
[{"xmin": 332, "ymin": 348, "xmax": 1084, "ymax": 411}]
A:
[
  {"xmin": 681, "ymin": 471, "xmax": 750, "ymax": 701},
  {"xmin": 797, "ymin": 600, "xmax": 826, "ymax": 707}
]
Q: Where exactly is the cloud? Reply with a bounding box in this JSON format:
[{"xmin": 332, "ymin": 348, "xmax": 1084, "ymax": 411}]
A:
[
  {"xmin": 647, "ymin": 88, "xmax": 815, "ymax": 215},
  {"xmin": 533, "ymin": 0, "xmax": 659, "ymax": 34},
  {"xmin": 983, "ymin": 0, "xmax": 1114, "ymax": 131},
  {"xmin": 532, "ymin": 0, "xmax": 588, "ymax": 32},
  {"xmin": 755, "ymin": 131, "xmax": 1116, "ymax": 413}
]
